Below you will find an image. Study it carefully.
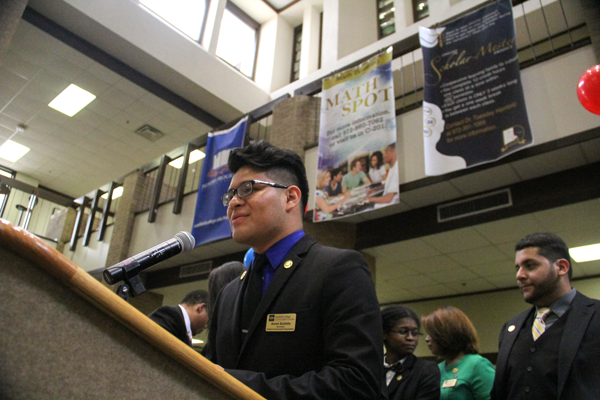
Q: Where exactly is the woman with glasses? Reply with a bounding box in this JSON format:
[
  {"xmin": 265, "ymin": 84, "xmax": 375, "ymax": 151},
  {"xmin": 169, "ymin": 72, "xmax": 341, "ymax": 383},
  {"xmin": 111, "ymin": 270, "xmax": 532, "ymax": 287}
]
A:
[
  {"xmin": 382, "ymin": 305, "xmax": 440, "ymax": 400},
  {"xmin": 422, "ymin": 306, "xmax": 495, "ymax": 400}
]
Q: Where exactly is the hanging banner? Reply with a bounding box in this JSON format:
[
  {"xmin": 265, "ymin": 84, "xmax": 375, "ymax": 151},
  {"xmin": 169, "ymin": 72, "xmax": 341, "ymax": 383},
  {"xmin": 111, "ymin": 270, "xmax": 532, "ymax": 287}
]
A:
[
  {"xmin": 191, "ymin": 117, "xmax": 247, "ymax": 246},
  {"xmin": 315, "ymin": 47, "xmax": 398, "ymax": 222},
  {"xmin": 420, "ymin": 0, "xmax": 532, "ymax": 176}
]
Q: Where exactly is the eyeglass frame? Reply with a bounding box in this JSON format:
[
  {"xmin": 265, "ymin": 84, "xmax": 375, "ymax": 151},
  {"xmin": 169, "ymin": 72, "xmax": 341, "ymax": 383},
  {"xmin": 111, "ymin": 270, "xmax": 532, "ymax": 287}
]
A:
[
  {"xmin": 221, "ymin": 179, "xmax": 290, "ymax": 207},
  {"xmin": 389, "ymin": 329, "xmax": 423, "ymax": 338}
]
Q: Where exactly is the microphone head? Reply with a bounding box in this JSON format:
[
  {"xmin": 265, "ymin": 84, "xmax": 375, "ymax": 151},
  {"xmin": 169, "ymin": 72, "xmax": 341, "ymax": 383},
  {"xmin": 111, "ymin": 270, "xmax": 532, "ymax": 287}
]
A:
[{"xmin": 174, "ymin": 231, "xmax": 195, "ymax": 252}]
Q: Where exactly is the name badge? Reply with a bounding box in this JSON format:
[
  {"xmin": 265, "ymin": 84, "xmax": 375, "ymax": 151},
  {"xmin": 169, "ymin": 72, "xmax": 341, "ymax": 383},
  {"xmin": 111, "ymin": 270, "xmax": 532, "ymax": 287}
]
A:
[
  {"xmin": 265, "ymin": 313, "xmax": 296, "ymax": 332},
  {"xmin": 442, "ymin": 379, "xmax": 457, "ymax": 388}
]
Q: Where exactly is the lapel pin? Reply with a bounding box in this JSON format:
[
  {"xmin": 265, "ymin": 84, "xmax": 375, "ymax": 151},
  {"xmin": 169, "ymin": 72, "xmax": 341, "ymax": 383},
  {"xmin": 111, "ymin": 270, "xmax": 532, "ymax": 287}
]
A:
[
  {"xmin": 396, "ymin": 375, "xmax": 403, "ymax": 381},
  {"xmin": 508, "ymin": 325, "xmax": 516, "ymax": 332},
  {"xmin": 452, "ymin": 368, "xmax": 458, "ymax": 374},
  {"xmin": 284, "ymin": 260, "xmax": 293, "ymax": 269},
  {"xmin": 240, "ymin": 271, "xmax": 247, "ymax": 280}
]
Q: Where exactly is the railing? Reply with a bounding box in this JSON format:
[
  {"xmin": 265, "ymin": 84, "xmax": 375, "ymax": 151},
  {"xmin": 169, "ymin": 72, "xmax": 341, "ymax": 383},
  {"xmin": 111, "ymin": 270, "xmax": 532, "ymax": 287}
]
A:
[{"xmin": 80, "ymin": 0, "xmax": 592, "ymax": 227}]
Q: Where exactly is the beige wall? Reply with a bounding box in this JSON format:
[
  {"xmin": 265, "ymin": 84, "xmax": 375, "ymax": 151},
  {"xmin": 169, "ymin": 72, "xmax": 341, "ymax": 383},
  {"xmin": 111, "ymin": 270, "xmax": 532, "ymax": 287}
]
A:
[{"xmin": 408, "ymin": 276, "xmax": 600, "ymax": 358}]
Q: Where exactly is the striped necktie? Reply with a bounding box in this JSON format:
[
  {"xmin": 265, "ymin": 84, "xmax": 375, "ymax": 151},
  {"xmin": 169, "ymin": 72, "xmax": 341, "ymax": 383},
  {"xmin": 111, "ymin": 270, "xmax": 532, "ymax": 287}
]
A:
[{"xmin": 532, "ymin": 307, "xmax": 551, "ymax": 341}]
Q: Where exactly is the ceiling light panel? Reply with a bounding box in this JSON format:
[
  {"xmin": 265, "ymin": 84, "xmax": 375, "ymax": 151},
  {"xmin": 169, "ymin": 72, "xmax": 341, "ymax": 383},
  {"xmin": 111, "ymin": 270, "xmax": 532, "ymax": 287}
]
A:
[
  {"xmin": 570, "ymin": 243, "xmax": 600, "ymax": 263},
  {"xmin": 0, "ymin": 140, "xmax": 30, "ymax": 162},
  {"xmin": 48, "ymin": 84, "xmax": 96, "ymax": 117}
]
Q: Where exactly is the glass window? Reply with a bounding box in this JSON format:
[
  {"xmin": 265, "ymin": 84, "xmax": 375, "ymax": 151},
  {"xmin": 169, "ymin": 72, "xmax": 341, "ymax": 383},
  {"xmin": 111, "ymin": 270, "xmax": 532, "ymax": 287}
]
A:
[
  {"xmin": 216, "ymin": 2, "xmax": 260, "ymax": 79},
  {"xmin": 291, "ymin": 25, "xmax": 302, "ymax": 82},
  {"xmin": 413, "ymin": 0, "xmax": 429, "ymax": 23},
  {"xmin": 378, "ymin": 0, "xmax": 395, "ymax": 38},
  {"xmin": 140, "ymin": 0, "xmax": 209, "ymax": 41},
  {"xmin": 0, "ymin": 166, "xmax": 15, "ymax": 218}
]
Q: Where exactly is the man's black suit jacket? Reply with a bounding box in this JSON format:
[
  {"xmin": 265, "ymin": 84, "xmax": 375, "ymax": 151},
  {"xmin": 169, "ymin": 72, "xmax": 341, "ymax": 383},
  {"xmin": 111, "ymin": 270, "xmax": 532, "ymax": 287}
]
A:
[
  {"xmin": 492, "ymin": 291, "xmax": 600, "ymax": 400},
  {"xmin": 386, "ymin": 354, "xmax": 440, "ymax": 400},
  {"xmin": 206, "ymin": 234, "xmax": 384, "ymax": 400},
  {"xmin": 148, "ymin": 305, "xmax": 191, "ymax": 346}
]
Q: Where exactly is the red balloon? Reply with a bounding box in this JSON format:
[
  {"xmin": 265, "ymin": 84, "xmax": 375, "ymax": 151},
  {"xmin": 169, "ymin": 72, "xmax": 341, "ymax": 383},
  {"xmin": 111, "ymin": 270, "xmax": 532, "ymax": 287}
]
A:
[{"xmin": 577, "ymin": 65, "xmax": 600, "ymax": 115}]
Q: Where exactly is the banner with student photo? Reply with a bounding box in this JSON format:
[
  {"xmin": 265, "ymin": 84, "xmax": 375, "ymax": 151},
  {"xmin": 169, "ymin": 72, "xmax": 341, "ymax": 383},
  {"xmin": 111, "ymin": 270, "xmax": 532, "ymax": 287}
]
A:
[
  {"xmin": 315, "ymin": 47, "xmax": 398, "ymax": 222},
  {"xmin": 191, "ymin": 117, "xmax": 247, "ymax": 246},
  {"xmin": 420, "ymin": 0, "xmax": 532, "ymax": 176}
]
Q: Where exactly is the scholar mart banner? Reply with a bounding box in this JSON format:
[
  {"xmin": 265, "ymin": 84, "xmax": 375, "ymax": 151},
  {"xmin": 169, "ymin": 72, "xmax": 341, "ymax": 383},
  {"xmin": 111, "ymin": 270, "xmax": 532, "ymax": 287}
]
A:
[
  {"xmin": 315, "ymin": 48, "xmax": 398, "ymax": 222},
  {"xmin": 420, "ymin": 0, "xmax": 532, "ymax": 176},
  {"xmin": 191, "ymin": 117, "xmax": 247, "ymax": 246}
]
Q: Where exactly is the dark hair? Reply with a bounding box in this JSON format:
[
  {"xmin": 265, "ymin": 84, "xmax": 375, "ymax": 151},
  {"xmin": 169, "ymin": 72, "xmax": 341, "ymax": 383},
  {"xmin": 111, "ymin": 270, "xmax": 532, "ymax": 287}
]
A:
[
  {"xmin": 207, "ymin": 261, "xmax": 246, "ymax": 316},
  {"xmin": 422, "ymin": 306, "xmax": 479, "ymax": 360},
  {"xmin": 181, "ymin": 290, "xmax": 209, "ymax": 306},
  {"xmin": 371, "ymin": 151, "xmax": 384, "ymax": 169},
  {"xmin": 515, "ymin": 232, "xmax": 572, "ymax": 280},
  {"xmin": 350, "ymin": 159, "xmax": 362, "ymax": 170},
  {"xmin": 330, "ymin": 167, "xmax": 342, "ymax": 178},
  {"xmin": 228, "ymin": 140, "xmax": 309, "ymax": 211},
  {"xmin": 382, "ymin": 305, "xmax": 420, "ymax": 333}
]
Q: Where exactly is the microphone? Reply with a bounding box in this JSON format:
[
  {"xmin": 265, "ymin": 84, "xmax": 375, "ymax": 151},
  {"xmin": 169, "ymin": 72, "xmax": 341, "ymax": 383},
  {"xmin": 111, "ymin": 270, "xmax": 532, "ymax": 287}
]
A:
[{"xmin": 103, "ymin": 231, "xmax": 195, "ymax": 285}]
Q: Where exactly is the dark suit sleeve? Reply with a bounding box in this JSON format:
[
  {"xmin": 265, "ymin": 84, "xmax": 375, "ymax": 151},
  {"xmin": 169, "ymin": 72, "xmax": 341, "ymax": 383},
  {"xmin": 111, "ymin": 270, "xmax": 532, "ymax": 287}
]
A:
[
  {"xmin": 148, "ymin": 306, "xmax": 190, "ymax": 346},
  {"xmin": 226, "ymin": 250, "xmax": 383, "ymax": 400},
  {"xmin": 415, "ymin": 360, "xmax": 441, "ymax": 400}
]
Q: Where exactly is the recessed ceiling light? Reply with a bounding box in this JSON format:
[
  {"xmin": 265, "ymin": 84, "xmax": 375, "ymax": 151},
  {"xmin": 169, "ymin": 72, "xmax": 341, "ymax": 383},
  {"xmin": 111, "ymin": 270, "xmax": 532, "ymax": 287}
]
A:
[
  {"xmin": 169, "ymin": 150, "xmax": 206, "ymax": 169},
  {"xmin": 570, "ymin": 243, "xmax": 600, "ymax": 263},
  {"xmin": 48, "ymin": 84, "xmax": 96, "ymax": 117},
  {"xmin": 0, "ymin": 140, "xmax": 30, "ymax": 162},
  {"xmin": 100, "ymin": 186, "xmax": 124, "ymax": 200}
]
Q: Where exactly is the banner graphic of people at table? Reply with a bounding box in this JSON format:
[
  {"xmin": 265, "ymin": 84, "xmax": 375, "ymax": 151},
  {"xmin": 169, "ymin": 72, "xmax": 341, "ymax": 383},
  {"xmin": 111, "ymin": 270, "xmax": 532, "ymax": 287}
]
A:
[
  {"xmin": 315, "ymin": 48, "xmax": 399, "ymax": 222},
  {"xmin": 420, "ymin": 0, "xmax": 532, "ymax": 176}
]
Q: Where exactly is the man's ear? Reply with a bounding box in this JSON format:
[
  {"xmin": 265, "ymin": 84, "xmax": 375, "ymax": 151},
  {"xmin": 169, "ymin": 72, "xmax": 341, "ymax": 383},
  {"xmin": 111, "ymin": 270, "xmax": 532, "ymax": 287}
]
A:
[
  {"xmin": 284, "ymin": 186, "xmax": 302, "ymax": 212},
  {"xmin": 555, "ymin": 258, "xmax": 570, "ymax": 277}
]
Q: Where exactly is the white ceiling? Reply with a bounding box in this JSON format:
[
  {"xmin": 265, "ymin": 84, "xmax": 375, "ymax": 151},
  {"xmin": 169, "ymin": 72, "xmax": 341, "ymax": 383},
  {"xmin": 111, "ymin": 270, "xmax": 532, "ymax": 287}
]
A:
[{"xmin": 0, "ymin": 20, "xmax": 212, "ymax": 198}]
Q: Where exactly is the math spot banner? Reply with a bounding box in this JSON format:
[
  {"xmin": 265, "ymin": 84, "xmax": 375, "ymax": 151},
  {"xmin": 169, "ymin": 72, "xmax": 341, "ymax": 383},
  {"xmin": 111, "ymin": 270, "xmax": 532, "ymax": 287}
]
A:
[
  {"xmin": 420, "ymin": 0, "xmax": 532, "ymax": 176},
  {"xmin": 191, "ymin": 117, "xmax": 247, "ymax": 246},
  {"xmin": 315, "ymin": 47, "xmax": 398, "ymax": 222}
]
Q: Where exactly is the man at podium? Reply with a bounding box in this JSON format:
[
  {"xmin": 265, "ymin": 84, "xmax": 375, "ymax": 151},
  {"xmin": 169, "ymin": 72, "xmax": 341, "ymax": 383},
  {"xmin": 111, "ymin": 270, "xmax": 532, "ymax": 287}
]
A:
[{"xmin": 206, "ymin": 141, "xmax": 383, "ymax": 399}]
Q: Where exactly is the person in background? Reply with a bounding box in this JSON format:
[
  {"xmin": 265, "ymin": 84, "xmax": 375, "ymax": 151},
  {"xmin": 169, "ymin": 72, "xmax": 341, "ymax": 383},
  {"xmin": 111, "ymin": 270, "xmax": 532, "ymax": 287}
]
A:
[
  {"xmin": 382, "ymin": 305, "xmax": 440, "ymax": 400},
  {"xmin": 369, "ymin": 151, "xmax": 386, "ymax": 183},
  {"xmin": 492, "ymin": 232, "xmax": 600, "ymax": 400},
  {"xmin": 207, "ymin": 261, "xmax": 247, "ymax": 318},
  {"xmin": 202, "ymin": 261, "xmax": 247, "ymax": 356},
  {"xmin": 148, "ymin": 290, "xmax": 209, "ymax": 347},
  {"xmin": 315, "ymin": 170, "xmax": 350, "ymax": 220},
  {"xmin": 422, "ymin": 306, "xmax": 495, "ymax": 400},
  {"xmin": 324, "ymin": 168, "xmax": 343, "ymax": 197},
  {"xmin": 367, "ymin": 143, "xmax": 399, "ymax": 209},
  {"xmin": 342, "ymin": 159, "xmax": 371, "ymax": 193}
]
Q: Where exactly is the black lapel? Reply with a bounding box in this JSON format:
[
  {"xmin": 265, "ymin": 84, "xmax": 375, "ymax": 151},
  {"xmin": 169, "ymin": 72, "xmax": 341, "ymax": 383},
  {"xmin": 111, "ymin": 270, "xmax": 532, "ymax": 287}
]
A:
[
  {"xmin": 558, "ymin": 291, "xmax": 594, "ymax": 397},
  {"xmin": 387, "ymin": 354, "xmax": 415, "ymax": 394},
  {"xmin": 238, "ymin": 235, "xmax": 317, "ymax": 358}
]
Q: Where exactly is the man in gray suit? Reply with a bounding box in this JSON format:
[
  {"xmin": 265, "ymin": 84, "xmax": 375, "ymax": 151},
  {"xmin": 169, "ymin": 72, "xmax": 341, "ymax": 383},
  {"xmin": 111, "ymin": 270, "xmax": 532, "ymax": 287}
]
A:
[{"xmin": 492, "ymin": 232, "xmax": 600, "ymax": 400}]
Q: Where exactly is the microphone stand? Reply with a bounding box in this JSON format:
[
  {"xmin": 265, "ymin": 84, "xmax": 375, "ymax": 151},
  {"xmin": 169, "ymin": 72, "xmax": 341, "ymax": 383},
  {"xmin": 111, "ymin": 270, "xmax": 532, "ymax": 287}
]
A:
[{"xmin": 115, "ymin": 274, "xmax": 146, "ymax": 301}]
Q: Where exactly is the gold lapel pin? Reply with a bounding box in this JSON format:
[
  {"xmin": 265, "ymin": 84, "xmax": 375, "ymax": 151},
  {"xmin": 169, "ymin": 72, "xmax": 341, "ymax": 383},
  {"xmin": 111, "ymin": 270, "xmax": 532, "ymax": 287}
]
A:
[
  {"xmin": 396, "ymin": 375, "xmax": 403, "ymax": 381},
  {"xmin": 508, "ymin": 325, "xmax": 516, "ymax": 332},
  {"xmin": 240, "ymin": 271, "xmax": 247, "ymax": 280},
  {"xmin": 452, "ymin": 368, "xmax": 458, "ymax": 374},
  {"xmin": 284, "ymin": 260, "xmax": 293, "ymax": 269}
]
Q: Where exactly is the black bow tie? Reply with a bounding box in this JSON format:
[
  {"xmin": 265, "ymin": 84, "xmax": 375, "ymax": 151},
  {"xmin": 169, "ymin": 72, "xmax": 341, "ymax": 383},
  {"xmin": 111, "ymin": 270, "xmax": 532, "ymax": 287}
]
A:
[{"xmin": 385, "ymin": 362, "xmax": 404, "ymax": 373}]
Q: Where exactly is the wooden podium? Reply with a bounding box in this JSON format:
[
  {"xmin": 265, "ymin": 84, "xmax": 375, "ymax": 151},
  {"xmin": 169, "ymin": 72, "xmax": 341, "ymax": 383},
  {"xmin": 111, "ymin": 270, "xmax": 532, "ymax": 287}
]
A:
[{"xmin": 0, "ymin": 220, "xmax": 264, "ymax": 400}]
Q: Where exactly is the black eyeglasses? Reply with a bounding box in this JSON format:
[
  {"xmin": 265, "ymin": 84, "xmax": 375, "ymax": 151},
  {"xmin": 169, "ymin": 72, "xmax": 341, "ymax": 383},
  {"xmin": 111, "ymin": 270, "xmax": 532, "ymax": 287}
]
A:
[
  {"xmin": 222, "ymin": 180, "xmax": 289, "ymax": 207},
  {"xmin": 390, "ymin": 329, "xmax": 422, "ymax": 337}
]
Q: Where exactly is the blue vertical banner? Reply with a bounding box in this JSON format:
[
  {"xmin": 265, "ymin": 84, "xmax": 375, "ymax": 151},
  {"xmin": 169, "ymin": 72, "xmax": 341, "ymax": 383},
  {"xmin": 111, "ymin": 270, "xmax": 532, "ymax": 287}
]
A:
[
  {"xmin": 420, "ymin": 0, "xmax": 532, "ymax": 176},
  {"xmin": 191, "ymin": 117, "xmax": 247, "ymax": 246}
]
